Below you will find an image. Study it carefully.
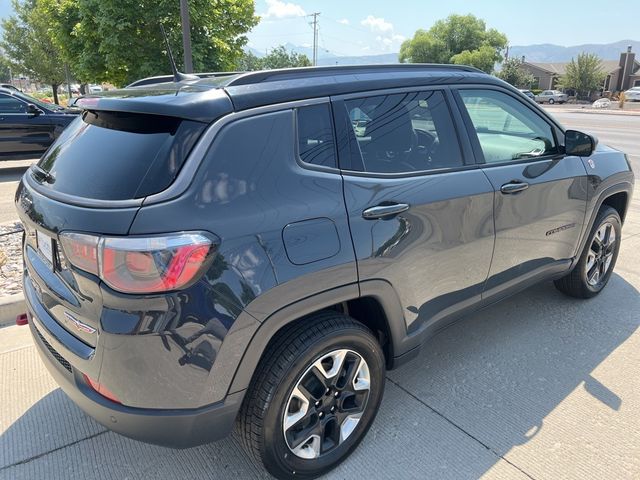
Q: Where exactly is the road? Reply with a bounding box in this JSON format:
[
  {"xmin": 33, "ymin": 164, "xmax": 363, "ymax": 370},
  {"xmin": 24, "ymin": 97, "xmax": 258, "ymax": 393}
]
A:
[
  {"xmin": 0, "ymin": 110, "xmax": 639, "ymax": 480},
  {"xmin": 546, "ymin": 109, "xmax": 640, "ymax": 170}
]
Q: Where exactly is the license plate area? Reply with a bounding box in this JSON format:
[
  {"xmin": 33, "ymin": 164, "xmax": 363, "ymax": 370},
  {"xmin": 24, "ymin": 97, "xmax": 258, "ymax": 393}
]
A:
[{"xmin": 36, "ymin": 230, "xmax": 54, "ymax": 267}]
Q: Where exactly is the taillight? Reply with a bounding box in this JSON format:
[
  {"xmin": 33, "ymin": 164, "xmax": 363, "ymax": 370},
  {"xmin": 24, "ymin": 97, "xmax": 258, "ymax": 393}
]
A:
[
  {"xmin": 58, "ymin": 232, "xmax": 99, "ymax": 275},
  {"xmin": 59, "ymin": 232, "xmax": 215, "ymax": 294}
]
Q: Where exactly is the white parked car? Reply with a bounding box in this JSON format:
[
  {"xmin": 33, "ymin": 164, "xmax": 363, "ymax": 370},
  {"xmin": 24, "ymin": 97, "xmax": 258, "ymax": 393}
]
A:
[
  {"xmin": 535, "ymin": 90, "xmax": 568, "ymax": 104},
  {"xmin": 624, "ymin": 86, "xmax": 640, "ymax": 101},
  {"xmin": 88, "ymin": 84, "xmax": 103, "ymax": 93}
]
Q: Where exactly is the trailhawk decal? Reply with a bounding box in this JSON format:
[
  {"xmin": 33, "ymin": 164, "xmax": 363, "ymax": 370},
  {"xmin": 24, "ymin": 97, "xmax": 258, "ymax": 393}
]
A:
[{"xmin": 546, "ymin": 223, "xmax": 577, "ymax": 236}]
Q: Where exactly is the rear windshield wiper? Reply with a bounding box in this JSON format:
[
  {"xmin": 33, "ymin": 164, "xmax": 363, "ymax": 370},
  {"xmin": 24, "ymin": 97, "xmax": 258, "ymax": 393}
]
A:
[{"xmin": 31, "ymin": 164, "xmax": 55, "ymax": 184}]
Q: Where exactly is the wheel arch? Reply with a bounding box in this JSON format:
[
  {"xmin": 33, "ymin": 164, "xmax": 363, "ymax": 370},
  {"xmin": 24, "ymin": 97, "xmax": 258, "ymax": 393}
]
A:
[
  {"xmin": 227, "ymin": 280, "xmax": 410, "ymax": 396},
  {"xmin": 601, "ymin": 190, "xmax": 629, "ymax": 223},
  {"xmin": 571, "ymin": 181, "xmax": 633, "ymax": 270}
]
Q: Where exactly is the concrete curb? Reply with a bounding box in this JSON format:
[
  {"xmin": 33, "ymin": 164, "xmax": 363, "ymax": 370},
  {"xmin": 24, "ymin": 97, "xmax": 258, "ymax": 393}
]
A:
[
  {"xmin": 0, "ymin": 292, "xmax": 25, "ymax": 328},
  {"xmin": 547, "ymin": 108, "xmax": 640, "ymax": 117}
]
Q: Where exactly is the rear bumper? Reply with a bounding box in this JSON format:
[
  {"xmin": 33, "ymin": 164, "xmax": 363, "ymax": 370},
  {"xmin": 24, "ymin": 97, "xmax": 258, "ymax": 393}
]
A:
[{"xmin": 26, "ymin": 289, "xmax": 245, "ymax": 449}]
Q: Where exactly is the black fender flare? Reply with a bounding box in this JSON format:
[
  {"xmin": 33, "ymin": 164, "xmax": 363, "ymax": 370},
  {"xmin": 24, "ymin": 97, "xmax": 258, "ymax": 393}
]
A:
[
  {"xmin": 571, "ymin": 181, "xmax": 633, "ymax": 270},
  {"xmin": 226, "ymin": 279, "xmax": 410, "ymax": 396}
]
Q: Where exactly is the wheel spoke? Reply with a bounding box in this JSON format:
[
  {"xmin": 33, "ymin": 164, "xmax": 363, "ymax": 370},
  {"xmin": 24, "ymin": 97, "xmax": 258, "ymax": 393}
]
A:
[
  {"xmin": 352, "ymin": 357, "xmax": 371, "ymax": 391},
  {"xmin": 290, "ymin": 434, "xmax": 321, "ymax": 459},
  {"xmin": 284, "ymin": 386, "xmax": 310, "ymax": 431},
  {"xmin": 588, "ymin": 265, "xmax": 600, "ymax": 285},
  {"xmin": 340, "ymin": 413, "xmax": 362, "ymax": 443},
  {"xmin": 313, "ymin": 350, "xmax": 348, "ymax": 383},
  {"xmin": 604, "ymin": 252, "xmax": 614, "ymax": 272}
]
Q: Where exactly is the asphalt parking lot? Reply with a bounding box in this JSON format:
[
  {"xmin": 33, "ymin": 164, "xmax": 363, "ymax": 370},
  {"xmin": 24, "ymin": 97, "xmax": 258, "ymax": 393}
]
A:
[{"xmin": 1, "ymin": 108, "xmax": 639, "ymax": 479}]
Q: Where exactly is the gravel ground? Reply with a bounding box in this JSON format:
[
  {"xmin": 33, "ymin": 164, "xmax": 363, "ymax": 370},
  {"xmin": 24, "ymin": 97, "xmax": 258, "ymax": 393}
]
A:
[{"xmin": 0, "ymin": 221, "xmax": 23, "ymax": 297}]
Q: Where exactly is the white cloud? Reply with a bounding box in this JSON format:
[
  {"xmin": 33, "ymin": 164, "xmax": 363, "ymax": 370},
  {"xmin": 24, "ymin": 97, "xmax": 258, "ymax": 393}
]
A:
[
  {"xmin": 360, "ymin": 15, "xmax": 405, "ymax": 51},
  {"xmin": 338, "ymin": 18, "xmax": 350, "ymax": 25},
  {"xmin": 263, "ymin": 0, "xmax": 305, "ymax": 19},
  {"xmin": 361, "ymin": 15, "xmax": 393, "ymax": 33}
]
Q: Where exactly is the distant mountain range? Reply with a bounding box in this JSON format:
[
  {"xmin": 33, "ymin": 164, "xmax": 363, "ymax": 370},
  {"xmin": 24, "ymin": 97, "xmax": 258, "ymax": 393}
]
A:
[
  {"xmin": 508, "ymin": 40, "xmax": 640, "ymax": 63},
  {"xmin": 249, "ymin": 39, "xmax": 639, "ymax": 65}
]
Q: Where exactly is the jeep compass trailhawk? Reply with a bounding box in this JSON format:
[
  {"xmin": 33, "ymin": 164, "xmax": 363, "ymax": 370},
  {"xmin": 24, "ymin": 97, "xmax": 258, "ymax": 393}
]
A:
[{"xmin": 16, "ymin": 65, "xmax": 634, "ymax": 479}]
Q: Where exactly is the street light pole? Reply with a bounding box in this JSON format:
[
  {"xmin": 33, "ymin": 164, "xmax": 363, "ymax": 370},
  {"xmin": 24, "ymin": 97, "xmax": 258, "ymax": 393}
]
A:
[{"xmin": 180, "ymin": 0, "xmax": 194, "ymax": 73}]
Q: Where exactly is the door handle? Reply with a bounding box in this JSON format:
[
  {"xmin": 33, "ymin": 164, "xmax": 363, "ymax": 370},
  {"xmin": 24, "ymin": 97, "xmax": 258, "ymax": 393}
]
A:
[
  {"xmin": 500, "ymin": 181, "xmax": 529, "ymax": 194},
  {"xmin": 362, "ymin": 203, "xmax": 410, "ymax": 219}
]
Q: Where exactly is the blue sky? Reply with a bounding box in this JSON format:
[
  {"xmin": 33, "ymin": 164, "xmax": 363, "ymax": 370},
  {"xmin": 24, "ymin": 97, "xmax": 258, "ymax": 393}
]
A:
[
  {"xmin": 249, "ymin": 0, "xmax": 639, "ymax": 55},
  {"xmin": 0, "ymin": 0, "xmax": 637, "ymax": 56}
]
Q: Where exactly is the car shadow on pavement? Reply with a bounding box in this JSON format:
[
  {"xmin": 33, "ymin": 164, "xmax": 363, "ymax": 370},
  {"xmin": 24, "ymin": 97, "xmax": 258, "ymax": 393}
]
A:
[{"xmin": 1, "ymin": 274, "xmax": 638, "ymax": 479}]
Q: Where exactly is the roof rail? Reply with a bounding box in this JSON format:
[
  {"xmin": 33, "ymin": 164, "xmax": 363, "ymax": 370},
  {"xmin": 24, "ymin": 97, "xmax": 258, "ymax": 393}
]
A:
[
  {"xmin": 225, "ymin": 63, "xmax": 484, "ymax": 87},
  {"xmin": 127, "ymin": 71, "xmax": 243, "ymax": 88}
]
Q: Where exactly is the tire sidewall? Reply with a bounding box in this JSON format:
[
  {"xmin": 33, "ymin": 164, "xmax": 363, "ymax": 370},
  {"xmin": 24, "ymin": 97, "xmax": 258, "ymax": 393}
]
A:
[
  {"xmin": 580, "ymin": 210, "xmax": 621, "ymax": 295},
  {"xmin": 261, "ymin": 327, "xmax": 385, "ymax": 479}
]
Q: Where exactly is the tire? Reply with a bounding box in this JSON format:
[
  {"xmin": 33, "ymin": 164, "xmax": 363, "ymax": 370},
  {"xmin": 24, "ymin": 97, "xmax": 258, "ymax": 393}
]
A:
[
  {"xmin": 548, "ymin": 98, "xmax": 555, "ymax": 104},
  {"xmin": 238, "ymin": 311, "xmax": 386, "ymax": 480},
  {"xmin": 554, "ymin": 206, "xmax": 621, "ymax": 298}
]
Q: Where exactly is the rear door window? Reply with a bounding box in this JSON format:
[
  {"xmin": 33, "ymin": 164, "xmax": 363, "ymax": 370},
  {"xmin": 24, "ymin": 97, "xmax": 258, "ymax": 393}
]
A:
[
  {"xmin": 36, "ymin": 111, "xmax": 205, "ymax": 200},
  {"xmin": 341, "ymin": 90, "xmax": 463, "ymax": 174},
  {"xmin": 0, "ymin": 94, "xmax": 26, "ymax": 113}
]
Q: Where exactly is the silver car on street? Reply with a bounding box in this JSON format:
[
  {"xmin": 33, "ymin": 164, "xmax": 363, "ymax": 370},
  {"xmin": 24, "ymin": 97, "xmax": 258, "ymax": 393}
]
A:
[{"xmin": 535, "ymin": 89, "xmax": 568, "ymax": 104}]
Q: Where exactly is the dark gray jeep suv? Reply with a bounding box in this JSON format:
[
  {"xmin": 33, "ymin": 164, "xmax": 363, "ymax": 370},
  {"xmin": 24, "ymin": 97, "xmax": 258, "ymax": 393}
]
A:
[{"xmin": 16, "ymin": 65, "xmax": 634, "ymax": 479}]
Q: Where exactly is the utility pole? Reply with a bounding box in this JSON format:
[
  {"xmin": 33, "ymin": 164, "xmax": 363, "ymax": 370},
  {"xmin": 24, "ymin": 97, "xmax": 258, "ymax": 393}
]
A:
[
  {"xmin": 308, "ymin": 12, "xmax": 320, "ymax": 66},
  {"xmin": 180, "ymin": 0, "xmax": 194, "ymax": 73}
]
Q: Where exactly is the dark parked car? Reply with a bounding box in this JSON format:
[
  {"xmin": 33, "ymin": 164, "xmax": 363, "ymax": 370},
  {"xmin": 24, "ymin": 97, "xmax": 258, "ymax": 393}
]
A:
[
  {"xmin": 518, "ymin": 88, "xmax": 536, "ymax": 100},
  {"xmin": 0, "ymin": 88, "xmax": 79, "ymax": 159},
  {"xmin": 16, "ymin": 65, "xmax": 634, "ymax": 479}
]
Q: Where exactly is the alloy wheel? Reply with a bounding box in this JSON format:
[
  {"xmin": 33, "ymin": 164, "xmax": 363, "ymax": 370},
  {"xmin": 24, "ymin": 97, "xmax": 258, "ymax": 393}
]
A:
[
  {"xmin": 586, "ymin": 221, "xmax": 616, "ymax": 287},
  {"xmin": 283, "ymin": 349, "xmax": 371, "ymax": 460}
]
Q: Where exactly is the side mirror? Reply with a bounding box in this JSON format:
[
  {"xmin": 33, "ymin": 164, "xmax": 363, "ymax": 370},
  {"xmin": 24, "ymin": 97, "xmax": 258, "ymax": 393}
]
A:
[
  {"xmin": 565, "ymin": 129, "xmax": 597, "ymax": 157},
  {"xmin": 26, "ymin": 103, "xmax": 42, "ymax": 116}
]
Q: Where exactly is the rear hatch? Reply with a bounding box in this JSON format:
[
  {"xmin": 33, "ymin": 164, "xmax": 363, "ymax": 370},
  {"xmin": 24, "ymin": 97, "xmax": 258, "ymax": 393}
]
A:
[
  {"xmin": 16, "ymin": 84, "xmax": 232, "ymax": 347},
  {"xmin": 17, "ymin": 181, "xmax": 138, "ymax": 347}
]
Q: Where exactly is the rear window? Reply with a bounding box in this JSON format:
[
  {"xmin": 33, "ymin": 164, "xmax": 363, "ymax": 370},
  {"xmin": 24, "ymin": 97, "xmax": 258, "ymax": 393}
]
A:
[{"xmin": 36, "ymin": 110, "xmax": 205, "ymax": 200}]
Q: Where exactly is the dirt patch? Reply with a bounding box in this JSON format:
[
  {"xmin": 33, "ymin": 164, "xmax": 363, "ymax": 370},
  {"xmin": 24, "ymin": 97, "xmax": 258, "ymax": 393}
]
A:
[{"xmin": 0, "ymin": 221, "xmax": 24, "ymax": 297}]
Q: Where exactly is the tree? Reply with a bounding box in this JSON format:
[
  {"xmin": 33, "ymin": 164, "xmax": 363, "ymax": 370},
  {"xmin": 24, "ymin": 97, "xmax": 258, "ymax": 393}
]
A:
[
  {"xmin": 497, "ymin": 57, "xmax": 536, "ymax": 88},
  {"xmin": 399, "ymin": 14, "xmax": 507, "ymax": 72},
  {"xmin": 1, "ymin": 0, "xmax": 65, "ymax": 103},
  {"xmin": 0, "ymin": 58, "xmax": 12, "ymax": 83},
  {"xmin": 560, "ymin": 53, "xmax": 606, "ymax": 99},
  {"xmin": 237, "ymin": 50, "xmax": 263, "ymax": 71},
  {"xmin": 259, "ymin": 46, "xmax": 311, "ymax": 70},
  {"xmin": 43, "ymin": 0, "xmax": 258, "ymax": 86},
  {"xmin": 451, "ymin": 45, "xmax": 500, "ymax": 74},
  {"xmin": 237, "ymin": 46, "xmax": 311, "ymax": 71},
  {"xmin": 399, "ymin": 30, "xmax": 449, "ymax": 64},
  {"xmin": 40, "ymin": 0, "xmax": 104, "ymax": 87}
]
